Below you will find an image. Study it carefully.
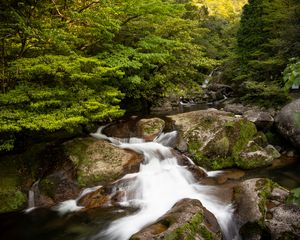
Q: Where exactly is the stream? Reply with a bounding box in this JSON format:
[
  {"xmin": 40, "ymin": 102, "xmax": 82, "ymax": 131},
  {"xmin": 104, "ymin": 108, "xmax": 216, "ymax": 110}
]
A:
[{"xmin": 0, "ymin": 114, "xmax": 300, "ymax": 240}]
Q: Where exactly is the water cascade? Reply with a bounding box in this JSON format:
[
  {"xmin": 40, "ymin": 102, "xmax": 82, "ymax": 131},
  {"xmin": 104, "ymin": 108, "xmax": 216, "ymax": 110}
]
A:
[{"xmin": 88, "ymin": 127, "xmax": 240, "ymax": 240}]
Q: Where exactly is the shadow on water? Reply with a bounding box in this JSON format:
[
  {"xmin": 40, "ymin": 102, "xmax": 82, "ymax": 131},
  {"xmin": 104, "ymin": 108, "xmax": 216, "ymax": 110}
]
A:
[
  {"xmin": 0, "ymin": 207, "xmax": 137, "ymax": 240},
  {"xmin": 244, "ymin": 158, "xmax": 300, "ymax": 190}
]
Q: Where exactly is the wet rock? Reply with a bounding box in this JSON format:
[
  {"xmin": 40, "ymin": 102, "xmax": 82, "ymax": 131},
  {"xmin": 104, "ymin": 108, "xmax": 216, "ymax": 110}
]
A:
[
  {"xmin": 78, "ymin": 187, "xmax": 110, "ymax": 209},
  {"xmin": 130, "ymin": 198, "xmax": 222, "ymax": 240},
  {"xmin": 215, "ymin": 169, "xmax": 245, "ymax": 184},
  {"xmin": 233, "ymin": 178, "xmax": 300, "ymax": 240},
  {"xmin": 243, "ymin": 110, "xmax": 274, "ymax": 130},
  {"xmin": 266, "ymin": 204, "xmax": 300, "ymax": 240},
  {"xmin": 224, "ymin": 103, "xmax": 247, "ymax": 115},
  {"xmin": 36, "ymin": 170, "xmax": 80, "ymax": 208},
  {"xmin": 64, "ymin": 137, "xmax": 143, "ymax": 187},
  {"xmin": 103, "ymin": 117, "xmax": 165, "ymax": 141},
  {"xmin": 233, "ymin": 178, "xmax": 269, "ymax": 226},
  {"xmin": 136, "ymin": 118, "xmax": 165, "ymax": 141},
  {"xmin": 275, "ymin": 98, "xmax": 300, "ymax": 149},
  {"xmin": 169, "ymin": 109, "xmax": 279, "ymax": 170}
]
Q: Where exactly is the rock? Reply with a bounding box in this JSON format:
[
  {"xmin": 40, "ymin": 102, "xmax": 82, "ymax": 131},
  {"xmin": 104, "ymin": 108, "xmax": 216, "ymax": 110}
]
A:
[
  {"xmin": 275, "ymin": 98, "xmax": 300, "ymax": 149},
  {"xmin": 266, "ymin": 204, "xmax": 300, "ymax": 239},
  {"xmin": 130, "ymin": 198, "xmax": 222, "ymax": 240},
  {"xmin": 36, "ymin": 170, "xmax": 80, "ymax": 208},
  {"xmin": 243, "ymin": 110, "xmax": 274, "ymax": 130},
  {"xmin": 169, "ymin": 109, "xmax": 279, "ymax": 170},
  {"xmin": 78, "ymin": 187, "xmax": 110, "ymax": 209},
  {"xmin": 224, "ymin": 103, "xmax": 247, "ymax": 115},
  {"xmin": 63, "ymin": 137, "xmax": 143, "ymax": 187},
  {"xmin": 103, "ymin": 117, "xmax": 165, "ymax": 141},
  {"xmin": 136, "ymin": 118, "xmax": 165, "ymax": 141},
  {"xmin": 233, "ymin": 178, "xmax": 300, "ymax": 240},
  {"xmin": 233, "ymin": 178, "xmax": 269, "ymax": 226}
]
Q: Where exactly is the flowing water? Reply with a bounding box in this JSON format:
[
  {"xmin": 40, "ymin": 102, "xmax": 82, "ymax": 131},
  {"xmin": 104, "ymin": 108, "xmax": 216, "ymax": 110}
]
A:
[
  {"xmin": 0, "ymin": 127, "xmax": 242, "ymax": 240},
  {"xmin": 88, "ymin": 127, "xmax": 240, "ymax": 240}
]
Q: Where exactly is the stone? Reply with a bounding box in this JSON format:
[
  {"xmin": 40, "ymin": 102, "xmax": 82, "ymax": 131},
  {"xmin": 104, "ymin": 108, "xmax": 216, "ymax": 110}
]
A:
[
  {"xmin": 243, "ymin": 110, "xmax": 274, "ymax": 130},
  {"xmin": 64, "ymin": 137, "xmax": 143, "ymax": 187},
  {"xmin": 169, "ymin": 109, "xmax": 279, "ymax": 170},
  {"xmin": 233, "ymin": 178, "xmax": 300, "ymax": 240},
  {"xmin": 275, "ymin": 98, "xmax": 300, "ymax": 149},
  {"xmin": 224, "ymin": 103, "xmax": 247, "ymax": 115},
  {"xmin": 136, "ymin": 118, "xmax": 165, "ymax": 141},
  {"xmin": 130, "ymin": 198, "xmax": 222, "ymax": 240},
  {"xmin": 266, "ymin": 204, "xmax": 300, "ymax": 240},
  {"xmin": 36, "ymin": 170, "xmax": 79, "ymax": 207}
]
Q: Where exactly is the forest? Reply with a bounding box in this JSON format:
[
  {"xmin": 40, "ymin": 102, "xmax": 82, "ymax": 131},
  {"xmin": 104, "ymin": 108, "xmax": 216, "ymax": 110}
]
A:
[
  {"xmin": 1, "ymin": 1, "xmax": 300, "ymax": 239},
  {"xmin": 0, "ymin": 0, "xmax": 299, "ymax": 152}
]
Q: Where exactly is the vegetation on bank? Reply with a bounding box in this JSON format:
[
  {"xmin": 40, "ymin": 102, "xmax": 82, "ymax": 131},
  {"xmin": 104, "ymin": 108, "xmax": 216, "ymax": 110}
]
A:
[
  {"xmin": 0, "ymin": 0, "xmax": 246, "ymax": 152},
  {"xmin": 222, "ymin": 0, "xmax": 300, "ymax": 106},
  {"xmin": 0, "ymin": 0, "xmax": 299, "ymax": 152}
]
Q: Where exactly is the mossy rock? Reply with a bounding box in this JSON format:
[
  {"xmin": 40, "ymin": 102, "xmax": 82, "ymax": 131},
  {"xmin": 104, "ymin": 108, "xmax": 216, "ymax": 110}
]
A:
[
  {"xmin": 63, "ymin": 137, "xmax": 143, "ymax": 187},
  {"xmin": 130, "ymin": 198, "xmax": 222, "ymax": 240},
  {"xmin": 234, "ymin": 178, "xmax": 300, "ymax": 239},
  {"xmin": 0, "ymin": 189, "xmax": 27, "ymax": 213},
  {"xmin": 170, "ymin": 110, "xmax": 279, "ymax": 170}
]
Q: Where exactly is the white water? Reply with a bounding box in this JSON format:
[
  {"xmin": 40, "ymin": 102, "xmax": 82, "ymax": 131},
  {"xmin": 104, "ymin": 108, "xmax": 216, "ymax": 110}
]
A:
[
  {"xmin": 52, "ymin": 185, "xmax": 102, "ymax": 215},
  {"xmin": 90, "ymin": 127, "xmax": 240, "ymax": 240}
]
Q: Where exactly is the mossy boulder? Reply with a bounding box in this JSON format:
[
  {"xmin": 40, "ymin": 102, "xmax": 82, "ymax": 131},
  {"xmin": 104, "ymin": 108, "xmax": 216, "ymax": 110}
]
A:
[
  {"xmin": 63, "ymin": 137, "xmax": 143, "ymax": 187},
  {"xmin": 0, "ymin": 158, "xmax": 27, "ymax": 212},
  {"xmin": 0, "ymin": 144, "xmax": 48, "ymax": 213},
  {"xmin": 130, "ymin": 198, "xmax": 222, "ymax": 240},
  {"xmin": 233, "ymin": 178, "xmax": 300, "ymax": 240},
  {"xmin": 169, "ymin": 109, "xmax": 280, "ymax": 170}
]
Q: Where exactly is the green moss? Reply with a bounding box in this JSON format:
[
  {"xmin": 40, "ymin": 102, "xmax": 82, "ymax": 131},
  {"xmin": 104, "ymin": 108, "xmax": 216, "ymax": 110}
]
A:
[
  {"xmin": 39, "ymin": 178, "xmax": 55, "ymax": 198},
  {"xmin": 230, "ymin": 120, "xmax": 257, "ymax": 160},
  {"xmin": 0, "ymin": 189, "xmax": 27, "ymax": 213},
  {"xmin": 163, "ymin": 212, "xmax": 215, "ymax": 240},
  {"xmin": 256, "ymin": 179, "xmax": 276, "ymax": 226}
]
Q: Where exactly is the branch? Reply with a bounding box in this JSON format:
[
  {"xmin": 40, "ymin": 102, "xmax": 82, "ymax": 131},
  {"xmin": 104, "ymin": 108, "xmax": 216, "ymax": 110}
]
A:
[
  {"xmin": 121, "ymin": 15, "xmax": 141, "ymax": 26},
  {"xmin": 51, "ymin": 0, "xmax": 68, "ymax": 20},
  {"xmin": 78, "ymin": 1, "xmax": 101, "ymax": 13}
]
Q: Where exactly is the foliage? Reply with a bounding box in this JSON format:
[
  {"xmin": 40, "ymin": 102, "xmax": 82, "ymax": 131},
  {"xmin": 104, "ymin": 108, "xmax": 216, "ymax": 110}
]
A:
[
  {"xmin": 220, "ymin": 0, "xmax": 300, "ymax": 106},
  {"xmin": 0, "ymin": 0, "xmax": 249, "ymax": 152},
  {"xmin": 283, "ymin": 58, "xmax": 300, "ymax": 91},
  {"xmin": 287, "ymin": 188, "xmax": 300, "ymax": 208}
]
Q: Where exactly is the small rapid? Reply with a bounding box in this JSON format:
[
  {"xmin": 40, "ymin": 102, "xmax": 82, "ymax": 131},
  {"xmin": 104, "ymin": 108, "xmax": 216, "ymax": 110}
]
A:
[{"xmin": 90, "ymin": 127, "xmax": 240, "ymax": 240}]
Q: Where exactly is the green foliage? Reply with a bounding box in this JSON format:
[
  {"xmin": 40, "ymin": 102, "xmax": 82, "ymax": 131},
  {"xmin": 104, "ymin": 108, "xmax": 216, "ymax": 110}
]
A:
[
  {"xmin": 287, "ymin": 187, "xmax": 300, "ymax": 208},
  {"xmin": 0, "ymin": 0, "xmax": 249, "ymax": 151},
  {"xmin": 240, "ymin": 81, "xmax": 290, "ymax": 107},
  {"xmin": 283, "ymin": 58, "xmax": 300, "ymax": 91}
]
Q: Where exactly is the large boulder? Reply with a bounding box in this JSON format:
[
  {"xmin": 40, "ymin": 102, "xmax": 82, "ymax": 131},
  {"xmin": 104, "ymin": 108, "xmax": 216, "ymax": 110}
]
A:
[
  {"xmin": 233, "ymin": 178, "xmax": 300, "ymax": 240},
  {"xmin": 275, "ymin": 98, "xmax": 300, "ymax": 149},
  {"xmin": 169, "ymin": 109, "xmax": 280, "ymax": 170},
  {"xmin": 63, "ymin": 137, "xmax": 143, "ymax": 187},
  {"xmin": 130, "ymin": 198, "xmax": 222, "ymax": 240}
]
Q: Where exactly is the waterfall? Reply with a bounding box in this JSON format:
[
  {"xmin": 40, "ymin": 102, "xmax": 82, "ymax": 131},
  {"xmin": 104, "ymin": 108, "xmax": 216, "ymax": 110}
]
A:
[
  {"xmin": 90, "ymin": 127, "xmax": 240, "ymax": 240},
  {"xmin": 25, "ymin": 181, "xmax": 39, "ymax": 213}
]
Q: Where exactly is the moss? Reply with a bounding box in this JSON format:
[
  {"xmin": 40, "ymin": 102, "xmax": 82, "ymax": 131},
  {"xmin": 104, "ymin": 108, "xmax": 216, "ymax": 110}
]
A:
[
  {"xmin": 256, "ymin": 179, "xmax": 276, "ymax": 226},
  {"xmin": 163, "ymin": 212, "xmax": 215, "ymax": 240},
  {"xmin": 230, "ymin": 120, "xmax": 257, "ymax": 160},
  {"xmin": 0, "ymin": 189, "xmax": 27, "ymax": 213},
  {"xmin": 39, "ymin": 178, "xmax": 55, "ymax": 198}
]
